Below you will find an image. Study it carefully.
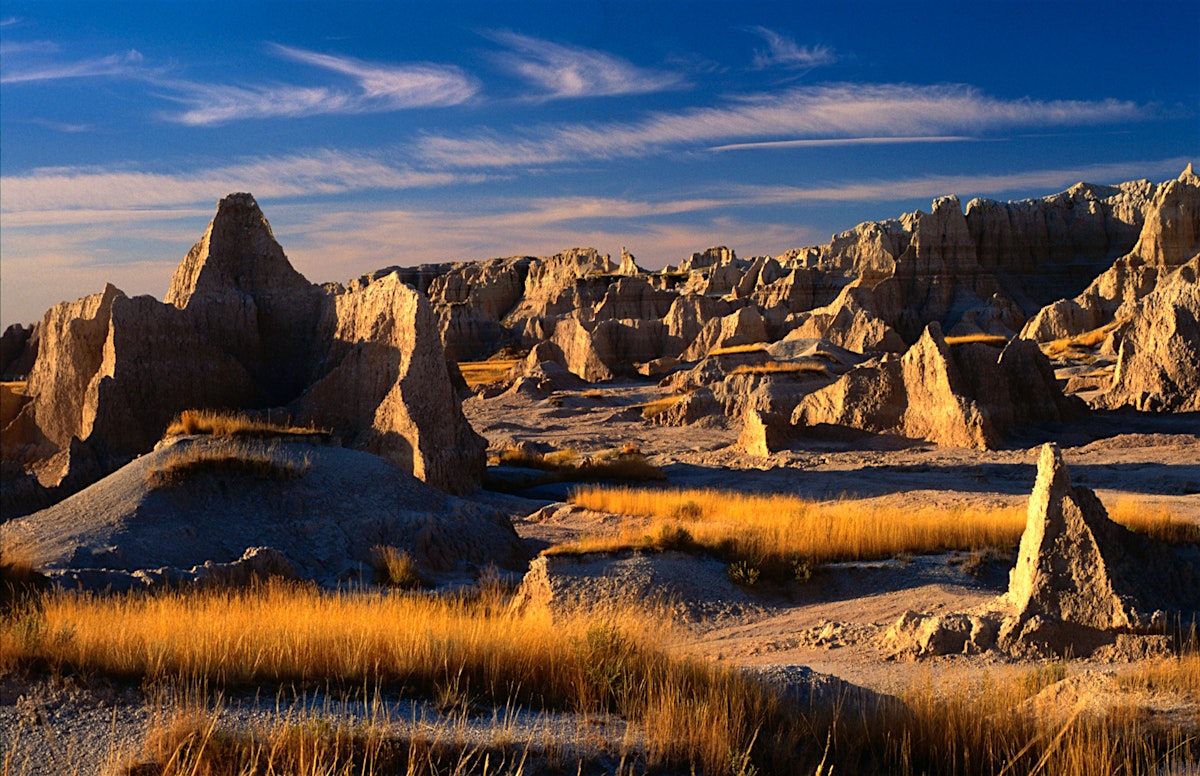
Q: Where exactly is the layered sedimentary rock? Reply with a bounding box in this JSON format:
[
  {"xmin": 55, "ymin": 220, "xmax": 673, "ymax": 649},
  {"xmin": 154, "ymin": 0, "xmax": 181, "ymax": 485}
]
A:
[
  {"xmin": 291, "ymin": 272, "xmax": 487, "ymax": 494},
  {"xmin": 792, "ymin": 323, "xmax": 1077, "ymax": 449},
  {"xmin": 1104, "ymin": 255, "xmax": 1200, "ymax": 411},
  {"xmin": 2, "ymin": 194, "xmax": 485, "ymax": 513},
  {"xmin": 1022, "ymin": 168, "xmax": 1199, "ymax": 340}
]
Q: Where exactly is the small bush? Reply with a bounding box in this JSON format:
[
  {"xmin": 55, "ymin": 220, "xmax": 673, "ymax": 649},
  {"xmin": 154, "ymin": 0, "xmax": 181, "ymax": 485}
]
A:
[
  {"xmin": 371, "ymin": 546, "xmax": 425, "ymax": 590},
  {"xmin": 792, "ymin": 557, "xmax": 814, "ymax": 584},
  {"xmin": 727, "ymin": 560, "xmax": 761, "ymax": 587}
]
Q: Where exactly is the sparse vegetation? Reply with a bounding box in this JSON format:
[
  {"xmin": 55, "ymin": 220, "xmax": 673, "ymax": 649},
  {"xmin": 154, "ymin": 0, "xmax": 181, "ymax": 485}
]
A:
[
  {"xmin": 634, "ymin": 392, "xmax": 689, "ymax": 419},
  {"xmin": 707, "ymin": 343, "xmax": 769, "ymax": 357},
  {"xmin": 562, "ymin": 487, "xmax": 1198, "ymax": 570},
  {"xmin": 1041, "ymin": 321, "xmax": 1121, "ymax": 359},
  {"xmin": 489, "ymin": 444, "xmax": 665, "ymax": 483},
  {"xmin": 4, "ymin": 584, "xmax": 1196, "ymax": 775},
  {"xmin": 370, "ymin": 545, "xmax": 425, "ymax": 589},
  {"xmin": 728, "ymin": 359, "xmax": 828, "ymax": 377},
  {"xmin": 563, "ymin": 487, "xmax": 1026, "ymax": 567},
  {"xmin": 1109, "ymin": 498, "xmax": 1200, "ymax": 544},
  {"xmin": 146, "ymin": 439, "xmax": 311, "ymax": 487},
  {"xmin": 944, "ymin": 333, "xmax": 1010, "ymax": 347},
  {"xmin": 0, "ymin": 380, "xmax": 30, "ymax": 428},
  {"xmin": 457, "ymin": 358, "xmax": 520, "ymax": 388},
  {"xmin": 165, "ymin": 408, "xmax": 328, "ymax": 439},
  {"xmin": 0, "ymin": 583, "xmax": 809, "ymax": 775}
]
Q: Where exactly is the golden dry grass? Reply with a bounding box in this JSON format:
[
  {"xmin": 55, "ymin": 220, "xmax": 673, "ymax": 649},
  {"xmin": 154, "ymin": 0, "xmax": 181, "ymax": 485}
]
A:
[
  {"xmin": 706, "ymin": 343, "xmax": 769, "ymax": 357},
  {"xmin": 728, "ymin": 360, "xmax": 828, "ymax": 377},
  {"xmin": 370, "ymin": 546, "xmax": 425, "ymax": 590},
  {"xmin": 562, "ymin": 488, "xmax": 1199, "ymax": 569},
  {"xmin": 880, "ymin": 654, "xmax": 1200, "ymax": 775},
  {"xmin": 944, "ymin": 333, "xmax": 1010, "ymax": 347},
  {"xmin": 633, "ymin": 393, "xmax": 688, "ymax": 419},
  {"xmin": 457, "ymin": 359, "xmax": 520, "ymax": 388},
  {"xmin": 563, "ymin": 487, "xmax": 1027, "ymax": 567},
  {"xmin": 0, "ymin": 584, "xmax": 806, "ymax": 774},
  {"xmin": 165, "ymin": 409, "xmax": 327, "ymax": 439},
  {"xmin": 1042, "ymin": 321, "xmax": 1120, "ymax": 358},
  {"xmin": 491, "ymin": 445, "xmax": 665, "ymax": 483},
  {"xmin": 1108, "ymin": 498, "xmax": 1200, "ymax": 544},
  {"xmin": 146, "ymin": 439, "xmax": 311, "ymax": 487}
]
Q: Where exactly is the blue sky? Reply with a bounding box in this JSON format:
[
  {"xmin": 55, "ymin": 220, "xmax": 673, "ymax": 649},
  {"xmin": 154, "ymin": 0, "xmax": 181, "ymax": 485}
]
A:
[{"xmin": 2, "ymin": 1, "xmax": 1197, "ymax": 328}]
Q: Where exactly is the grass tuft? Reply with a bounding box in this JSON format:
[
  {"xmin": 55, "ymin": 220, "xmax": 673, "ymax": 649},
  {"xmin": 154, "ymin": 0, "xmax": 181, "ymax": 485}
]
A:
[
  {"xmin": 560, "ymin": 487, "xmax": 1197, "ymax": 571},
  {"xmin": 944, "ymin": 333, "xmax": 1010, "ymax": 347},
  {"xmin": 146, "ymin": 440, "xmax": 311, "ymax": 487},
  {"xmin": 635, "ymin": 393, "xmax": 689, "ymax": 419},
  {"xmin": 491, "ymin": 445, "xmax": 665, "ymax": 483},
  {"xmin": 1041, "ymin": 321, "xmax": 1120, "ymax": 359},
  {"xmin": 707, "ymin": 343, "xmax": 769, "ymax": 357},
  {"xmin": 165, "ymin": 409, "xmax": 328, "ymax": 439},
  {"xmin": 728, "ymin": 360, "xmax": 828, "ymax": 377},
  {"xmin": 370, "ymin": 546, "xmax": 425, "ymax": 590}
]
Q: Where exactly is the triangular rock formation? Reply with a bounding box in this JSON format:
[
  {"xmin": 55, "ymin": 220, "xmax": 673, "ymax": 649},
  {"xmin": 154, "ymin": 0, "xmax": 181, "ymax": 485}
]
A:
[{"xmin": 1005, "ymin": 444, "xmax": 1200, "ymax": 633}]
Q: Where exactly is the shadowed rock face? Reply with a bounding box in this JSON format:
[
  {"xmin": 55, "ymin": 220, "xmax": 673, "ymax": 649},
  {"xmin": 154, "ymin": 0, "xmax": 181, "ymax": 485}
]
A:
[
  {"xmin": 2, "ymin": 194, "xmax": 485, "ymax": 512},
  {"xmin": 1006, "ymin": 444, "xmax": 1200, "ymax": 633}
]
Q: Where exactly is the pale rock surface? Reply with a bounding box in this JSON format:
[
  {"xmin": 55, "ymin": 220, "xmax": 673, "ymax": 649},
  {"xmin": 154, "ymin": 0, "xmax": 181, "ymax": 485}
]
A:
[
  {"xmin": 1105, "ymin": 256, "xmax": 1200, "ymax": 412},
  {"xmin": 737, "ymin": 409, "xmax": 795, "ymax": 456},
  {"xmin": 793, "ymin": 323, "xmax": 1076, "ymax": 449},
  {"xmin": 681, "ymin": 306, "xmax": 769, "ymax": 361},
  {"xmin": 292, "ymin": 272, "xmax": 486, "ymax": 495},
  {"xmin": 547, "ymin": 316, "xmax": 615, "ymax": 382},
  {"xmin": 1001, "ymin": 444, "xmax": 1200, "ymax": 639},
  {"xmin": 615, "ymin": 248, "xmax": 644, "ymax": 276}
]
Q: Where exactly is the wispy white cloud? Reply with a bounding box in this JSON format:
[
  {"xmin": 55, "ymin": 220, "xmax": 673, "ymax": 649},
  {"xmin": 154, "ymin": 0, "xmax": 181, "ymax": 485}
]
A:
[
  {"xmin": 163, "ymin": 45, "xmax": 478, "ymax": 125},
  {"xmin": 484, "ymin": 30, "xmax": 685, "ymax": 100},
  {"xmin": 710, "ymin": 135, "xmax": 975, "ymax": 151},
  {"xmin": 0, "ymin": 150, "xmax": 475, "ymax": 223},
  {"xmin": 419, "ymin": 83, "xmax": 1148, "ymax": 168},
  {"xmin": 0, "ymin": 48, "xmax": 144, "ymax": 84},
  {"xmin": 744, "ymin": 26, "xmax": 836, "ymax": 69},
  {"xmin": 28, "ymin": 118, "xmax": 95, "ymax": 133},
  {"xmin": 0, "ymin": 16, "xmax": 23, "ymax": 27}
]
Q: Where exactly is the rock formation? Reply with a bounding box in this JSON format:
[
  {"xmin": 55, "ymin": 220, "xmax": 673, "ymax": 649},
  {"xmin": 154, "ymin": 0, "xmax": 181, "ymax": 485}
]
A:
[
  {"xmin": 792, "ymin": 323, "xmax": 1078, "ymax": 449},
  {"xmin": 881, "ymin": 443, "xmax": 1199, "ymax": 660},
  {"xmin": 2, "ymin": 194, "xmax": 485, "ymax": 517},
  {"xmin": 1104, "ymin": 255, "xmax": 1200, "ymax": 412},
  {"xmin": 1003, "ymin": 444, "xmax": 1200, "ymax": 637}
]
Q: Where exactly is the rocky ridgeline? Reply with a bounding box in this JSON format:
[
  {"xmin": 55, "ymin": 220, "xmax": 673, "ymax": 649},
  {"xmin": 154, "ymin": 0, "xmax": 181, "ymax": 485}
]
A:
[{"xmin": 2, "ymin": 168, "xmax": 1197, "ymax": 515}]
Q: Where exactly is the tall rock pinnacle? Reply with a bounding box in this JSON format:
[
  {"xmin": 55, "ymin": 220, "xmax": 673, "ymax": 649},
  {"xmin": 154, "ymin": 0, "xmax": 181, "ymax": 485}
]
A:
[{"xmin": 166, "ymin": 193, "xmax": 311, "ymax": 308}]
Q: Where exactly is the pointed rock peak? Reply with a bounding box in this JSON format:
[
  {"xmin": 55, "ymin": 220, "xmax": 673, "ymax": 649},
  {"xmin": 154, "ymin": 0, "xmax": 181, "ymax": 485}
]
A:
[
  {"xmin": 166, "ymin": 192, "xmax": 311, "ymax": 308},
  {"xmin": 930, "ymin": 195, "xmax": 962, "ymax": 214},
  {"xmin": 1030, "ymin": 442, "xmax": 1072, "ymax": 507},
  {"xmin": 1181, "ymin": 162, "xmax": 1198, "ymax": 185}
]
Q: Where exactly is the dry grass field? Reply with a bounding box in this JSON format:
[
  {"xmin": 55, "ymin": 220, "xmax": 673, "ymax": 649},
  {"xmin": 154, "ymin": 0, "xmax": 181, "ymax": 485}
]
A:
[
  {"xmin": 2, "ymin": 580, "xmax": 1196, "ymax": 775},
  {"xmin": 457, "ymin": 360, "xmax": 520, "ymax": 388}
]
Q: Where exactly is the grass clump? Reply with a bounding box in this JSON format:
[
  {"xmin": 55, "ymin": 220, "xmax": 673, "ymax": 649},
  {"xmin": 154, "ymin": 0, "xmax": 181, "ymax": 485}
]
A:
[
  {"xmin": 165, "ymin": 408, "xmax": 328, "ymax": 439},
  {"xmin": 635, "ymin": 392, "xmax": 689, "ymax": 419},
  {"xmin": 457, "ymin": 358, "xmax": 520, "ymax": 388},
  {"xmin": 146, "ymin": 440, "xmax": 310, "ymax": 487},
  {"xmin": 707, "ymin": 343, "xmax": 769, "ymax": 357},
  {"xmin": 728, "ymin": 359, "xmax": 829, "ymax": 377},
  {"xmin": 564, "ymin": 486, "xmax": 1025, "ymax": 568},
  {"xmin": 370, "ymin": 546, "xmax": 425, "ymax": 590},
  {"xmin": 1108, "ymin": 498, "xmax": 1200, "ymax": 544},
  {"xmin": 491, "ymin": 444, "xmax": 665, "ymax": 484},
  {"xmin": 944, "ymin": 333, "xmax": 1010, "ymax": 347},
  {"xmin": 1041, "ymin": 321, "xmax": 1120, "ymax": 359}
]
